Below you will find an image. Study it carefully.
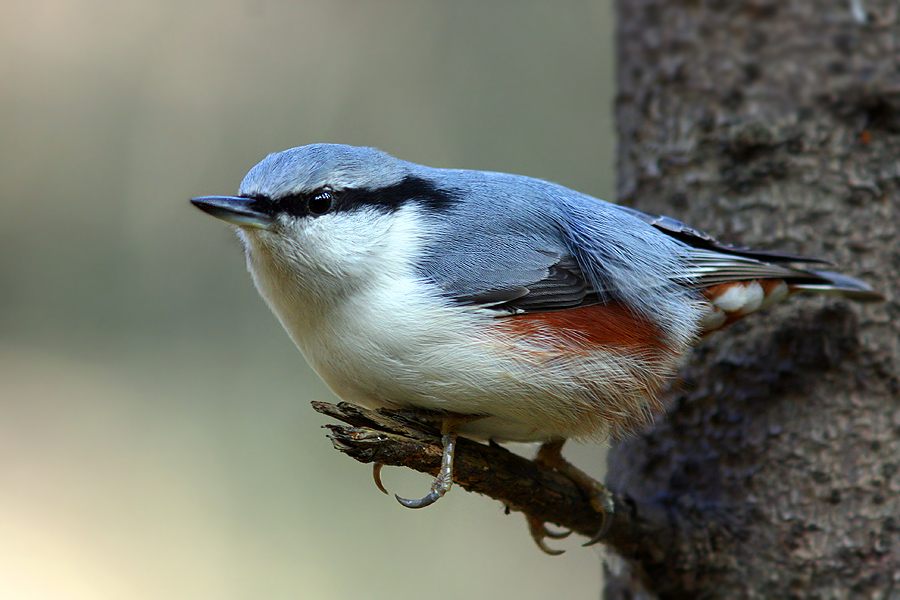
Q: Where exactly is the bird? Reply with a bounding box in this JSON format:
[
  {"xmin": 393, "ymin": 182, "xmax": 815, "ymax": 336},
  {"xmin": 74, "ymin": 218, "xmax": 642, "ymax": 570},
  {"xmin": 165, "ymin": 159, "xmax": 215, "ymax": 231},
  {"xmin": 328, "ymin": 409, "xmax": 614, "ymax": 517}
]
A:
[{"xmin": 191, "ymin": 143, "xmax": 882, "ymax": 554}]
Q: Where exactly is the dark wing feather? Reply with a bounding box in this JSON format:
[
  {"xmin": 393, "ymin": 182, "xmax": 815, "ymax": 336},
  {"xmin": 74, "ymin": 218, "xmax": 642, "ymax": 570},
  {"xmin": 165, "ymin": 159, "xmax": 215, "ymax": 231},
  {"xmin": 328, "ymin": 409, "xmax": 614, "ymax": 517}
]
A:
[
  {"xmin": 686, "ymin": 248, "xmax": 829, "ymax": 288},
  {"xmin": 613, "ymin": 205, "xmax": 830, "ymax": 265},
  {"xmin": 614, "ymin": 205, "xmax": 882, "ymax": 300},
  {"xmin": 421, "ymin": 247, "xmax": 601, "ymax": 314},
  {"xmin": 499, "ymin": 257, "xmax": 598, "ymax": 312}
]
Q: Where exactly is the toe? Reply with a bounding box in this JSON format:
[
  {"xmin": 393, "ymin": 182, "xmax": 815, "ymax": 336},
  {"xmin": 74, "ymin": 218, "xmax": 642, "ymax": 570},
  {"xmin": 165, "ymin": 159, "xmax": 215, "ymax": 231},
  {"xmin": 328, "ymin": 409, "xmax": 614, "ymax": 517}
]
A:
[
  {"xmin": 395, "ymin": 490, "xmax": 442, "ymax": 509},
  {"xmin": 525, "ymin": 515, "xmax": 570, "ymax": 556}
]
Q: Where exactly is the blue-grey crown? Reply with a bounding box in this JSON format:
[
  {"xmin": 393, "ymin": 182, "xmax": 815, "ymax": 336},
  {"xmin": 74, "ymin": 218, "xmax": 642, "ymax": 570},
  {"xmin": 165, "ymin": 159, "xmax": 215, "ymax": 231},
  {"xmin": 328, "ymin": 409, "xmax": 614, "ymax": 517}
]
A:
[{"xmin": 236, "ymin": 144, "xmax": 461, "ymax": 218}]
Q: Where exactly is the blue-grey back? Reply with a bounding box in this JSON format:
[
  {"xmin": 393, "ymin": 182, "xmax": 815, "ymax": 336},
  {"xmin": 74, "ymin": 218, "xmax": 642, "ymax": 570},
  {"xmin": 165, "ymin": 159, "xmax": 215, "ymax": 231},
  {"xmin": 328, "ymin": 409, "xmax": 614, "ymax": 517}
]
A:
[
  {"xmin": 410, "ymin": 166, "xmax": 702, "ymax": 336},
  {"xmin": 231, "ymin": 143, "xmax": 871, "ymax": 345}
]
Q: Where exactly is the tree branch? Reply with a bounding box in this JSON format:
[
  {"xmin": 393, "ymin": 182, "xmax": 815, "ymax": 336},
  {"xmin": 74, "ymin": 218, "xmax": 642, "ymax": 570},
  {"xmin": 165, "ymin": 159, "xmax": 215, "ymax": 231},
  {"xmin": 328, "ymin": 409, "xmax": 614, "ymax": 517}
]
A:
[{"xmin": 311, "ymin": 400, "xmax": 676, "ymax": 557}]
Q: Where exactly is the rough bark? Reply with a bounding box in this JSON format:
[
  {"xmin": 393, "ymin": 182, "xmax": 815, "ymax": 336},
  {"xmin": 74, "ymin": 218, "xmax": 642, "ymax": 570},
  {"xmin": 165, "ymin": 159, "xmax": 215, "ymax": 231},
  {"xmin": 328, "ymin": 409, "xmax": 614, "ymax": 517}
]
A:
[{"xmin": 608, "ymin": 0, "xmax": 900, "ymax": 598}]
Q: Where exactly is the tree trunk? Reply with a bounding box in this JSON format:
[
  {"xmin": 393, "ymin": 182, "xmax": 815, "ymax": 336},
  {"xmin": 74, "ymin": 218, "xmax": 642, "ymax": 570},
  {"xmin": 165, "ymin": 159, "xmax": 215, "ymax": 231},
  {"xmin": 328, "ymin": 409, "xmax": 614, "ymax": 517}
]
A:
[{"xmin": 608, "ymin": 0, "xmax": 900, "ymax": 598}]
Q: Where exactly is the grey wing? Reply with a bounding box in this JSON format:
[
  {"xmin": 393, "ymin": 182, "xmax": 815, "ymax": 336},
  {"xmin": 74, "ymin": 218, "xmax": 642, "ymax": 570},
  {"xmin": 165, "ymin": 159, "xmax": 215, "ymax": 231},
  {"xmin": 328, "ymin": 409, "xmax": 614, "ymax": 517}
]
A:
[
  {"xmin": 418, "ymin": 242, "xmax": 601, "ymax": 314},
  {"xmin": 613, "ymin": 204, "xmax": 829, "ymax": 266},
  {"xmin": 418, "ymin": 193, "xmax": 875, "ymax": 315},
  {"xmin": 613, "ymin": 204, "xmax": 881, "ymax": 299},
  {"xmin": 686, "ymin": 247, "xmax": 830, "ymax": 288},
  {"xmin": 420, "ymin": 207, "xmax": 816, "ymax": 314},
  {"xmin": 499, "ymin": 255, "xmax": 600, "ymax": 312}
]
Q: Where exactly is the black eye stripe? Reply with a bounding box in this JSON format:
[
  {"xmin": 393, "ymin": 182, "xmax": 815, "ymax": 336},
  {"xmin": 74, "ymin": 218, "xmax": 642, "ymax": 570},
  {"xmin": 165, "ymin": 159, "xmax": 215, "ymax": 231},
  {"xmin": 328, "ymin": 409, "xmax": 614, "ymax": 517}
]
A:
[
  {"xmin": 335, "ymin": 176, "xmax": 459, "ymax": 212},
  {"xmin": 274, "ymin": 193, "xmax": 312, "ymax": 216},
  {"xmin": 250, "ymin": 175, "xmax": 460, "ymax": 219},
  {"xmin": 270, "ymin": 189, "xmax": 334, "ymax": 218}
]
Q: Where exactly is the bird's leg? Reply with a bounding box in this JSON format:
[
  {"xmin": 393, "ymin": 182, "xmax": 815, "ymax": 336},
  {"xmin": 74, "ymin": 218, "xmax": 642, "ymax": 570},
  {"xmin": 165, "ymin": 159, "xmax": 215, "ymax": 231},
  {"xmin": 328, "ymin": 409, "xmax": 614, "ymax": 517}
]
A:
[
  {"xmin": 528, "ymin": 439, "xmax": 614, "ymax": 553},
  {"xmin": 394, "ymin": 416, "xmax": 459, "ymax": 508},
  {"xmin": 536, "ymin": 439, "xmax": 613, "ymax": 515}
]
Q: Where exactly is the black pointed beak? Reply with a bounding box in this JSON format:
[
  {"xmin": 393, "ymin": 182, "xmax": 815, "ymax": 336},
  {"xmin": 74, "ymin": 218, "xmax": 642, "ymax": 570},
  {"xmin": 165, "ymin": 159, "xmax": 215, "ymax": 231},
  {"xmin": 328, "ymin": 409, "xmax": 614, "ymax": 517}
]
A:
[{"xmin": 190, "ymin": 196, "xmax": 273, "ymax": 229}]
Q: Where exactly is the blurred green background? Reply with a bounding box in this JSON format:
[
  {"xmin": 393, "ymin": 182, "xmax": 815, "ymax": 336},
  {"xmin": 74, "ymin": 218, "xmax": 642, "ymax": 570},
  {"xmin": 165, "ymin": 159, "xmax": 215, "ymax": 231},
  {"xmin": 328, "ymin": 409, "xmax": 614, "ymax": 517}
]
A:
[{"xmin": 1, "ymin": 1, "xmax": 615, "ymax": 598}]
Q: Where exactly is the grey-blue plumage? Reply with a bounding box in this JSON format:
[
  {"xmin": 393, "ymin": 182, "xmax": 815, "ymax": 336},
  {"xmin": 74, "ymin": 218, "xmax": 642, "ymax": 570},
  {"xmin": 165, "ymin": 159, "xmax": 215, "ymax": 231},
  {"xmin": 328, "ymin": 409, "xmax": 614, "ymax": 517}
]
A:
[{"xmin": 234, "ymin": 144, "xmax": 878, "ymax": 339}]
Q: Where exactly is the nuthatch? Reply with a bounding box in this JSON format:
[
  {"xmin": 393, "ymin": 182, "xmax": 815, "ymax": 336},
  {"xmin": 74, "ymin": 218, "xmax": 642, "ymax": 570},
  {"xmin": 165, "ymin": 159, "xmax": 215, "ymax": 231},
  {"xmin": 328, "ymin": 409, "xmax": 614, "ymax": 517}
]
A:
[{"xmin": 192, "ymin": 144, "xmax": 881, "ymax": 553}]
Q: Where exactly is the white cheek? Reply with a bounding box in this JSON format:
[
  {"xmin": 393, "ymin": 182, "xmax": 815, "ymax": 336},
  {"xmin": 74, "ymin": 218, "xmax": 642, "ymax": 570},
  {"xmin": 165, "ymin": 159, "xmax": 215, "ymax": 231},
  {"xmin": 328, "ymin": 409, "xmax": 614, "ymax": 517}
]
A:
[
  {"xmin": 276, "ymin": 207, "xmax": 425, "ymax": 283},
  {"xmin": 237, "ymin": 204, "xmax": 431, "ymax": 333}
]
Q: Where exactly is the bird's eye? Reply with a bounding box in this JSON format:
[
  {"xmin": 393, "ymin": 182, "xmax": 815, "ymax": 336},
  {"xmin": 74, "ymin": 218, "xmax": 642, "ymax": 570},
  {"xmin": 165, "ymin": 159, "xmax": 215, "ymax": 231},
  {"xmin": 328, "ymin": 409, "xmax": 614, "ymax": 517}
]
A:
[{"xmin": 308, "ymin": 190, "xmax": 333, "ymax": 216}]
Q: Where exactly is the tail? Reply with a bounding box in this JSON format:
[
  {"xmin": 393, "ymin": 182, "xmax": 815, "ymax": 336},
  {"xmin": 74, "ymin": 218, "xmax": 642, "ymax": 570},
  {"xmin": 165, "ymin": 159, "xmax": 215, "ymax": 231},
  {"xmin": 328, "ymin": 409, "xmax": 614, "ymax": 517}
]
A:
[{"xmin": 790, "ymin": 270, "xmax": 884, "ymax": 303}]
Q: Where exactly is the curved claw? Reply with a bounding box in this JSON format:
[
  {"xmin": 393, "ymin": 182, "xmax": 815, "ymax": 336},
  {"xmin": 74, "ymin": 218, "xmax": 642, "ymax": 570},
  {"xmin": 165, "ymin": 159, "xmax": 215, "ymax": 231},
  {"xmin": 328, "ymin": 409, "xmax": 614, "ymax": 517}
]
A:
[
  {"xmin": 393, "ymin": 419, "xmax": 458, "ymax": 510},
  {"xmin": 535, "ymin": 539, "xmax": 566, "ymax": 557},
  {"xmin": 372, "ymin": 463, "xmax": 389, "ymax": 495},
  {"xmin": 395, "ymin": 490, "xmax": 442, "ymax": 509},
  {"xmin": 582, "ymin": 510, "xmax": 614, "ymax": 547},
  {"xmin": 526, "ymin": 515, "xmax": 570, "ymax": 556}
]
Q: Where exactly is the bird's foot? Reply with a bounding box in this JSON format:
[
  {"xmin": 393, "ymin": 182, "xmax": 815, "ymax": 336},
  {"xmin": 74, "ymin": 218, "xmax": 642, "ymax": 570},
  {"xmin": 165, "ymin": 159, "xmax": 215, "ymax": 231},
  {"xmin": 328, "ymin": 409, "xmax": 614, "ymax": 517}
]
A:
[
  {"xmin": 395, "ymin": 423, "xmax": 458, "ymax": 508},
  {"xmin": 526, "ymin": 439, "xmax": 614, "ymax": 554},
  {"xmin": 368, "ymin": 414, "xmax": 462, "ymax": 508}
]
